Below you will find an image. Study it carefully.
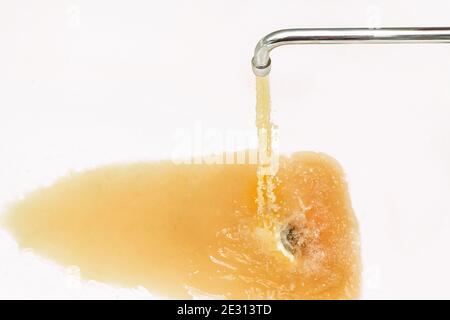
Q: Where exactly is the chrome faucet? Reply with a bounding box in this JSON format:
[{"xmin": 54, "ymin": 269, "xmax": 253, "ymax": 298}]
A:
[{"xmin": 251, "ymin": 27, "xmax": 450, "ymax": 77}]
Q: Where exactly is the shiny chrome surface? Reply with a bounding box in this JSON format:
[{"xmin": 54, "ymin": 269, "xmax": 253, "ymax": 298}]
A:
[{"xmin": 252, "ymin": 27, "xmax": 450, "ymax": 76}]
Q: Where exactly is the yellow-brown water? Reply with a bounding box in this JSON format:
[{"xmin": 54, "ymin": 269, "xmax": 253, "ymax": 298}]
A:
[
  {"xmin": 0, "ymin": 76, "xmax": 361, "ymax": 299},
  {"xmin": 255, "ymin": 76, "xmax": 279, "ymax": 229},
  {"xmin": 1, "ymin": 152, "xmax": 360, "ymax": 299}
]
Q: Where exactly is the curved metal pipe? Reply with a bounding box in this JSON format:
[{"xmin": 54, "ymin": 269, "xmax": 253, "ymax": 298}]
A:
[{"xmin": 252, "ymin": 27, "xmax": 450, "ymax": 76}]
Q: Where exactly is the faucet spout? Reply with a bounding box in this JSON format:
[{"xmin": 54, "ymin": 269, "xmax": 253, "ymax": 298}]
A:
[{"xmin": 252, "ymin": 27, "xmax": 450, "ymax": 77}]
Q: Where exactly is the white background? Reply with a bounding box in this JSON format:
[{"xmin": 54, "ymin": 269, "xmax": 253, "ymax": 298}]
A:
[{"xmin": 1, "ymin": 0, "xmax": 450, "ymax": 299}]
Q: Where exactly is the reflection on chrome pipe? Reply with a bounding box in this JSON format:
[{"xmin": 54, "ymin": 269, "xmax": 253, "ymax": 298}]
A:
[{"xmin": 252, "ymin": 27, "xmax": 450, "ymax": 76}]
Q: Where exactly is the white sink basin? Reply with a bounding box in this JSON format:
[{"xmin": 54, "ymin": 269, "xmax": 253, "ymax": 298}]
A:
[{"xmin": 1, "ymin": 0, "xmax": 450, "ymax": 299}]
